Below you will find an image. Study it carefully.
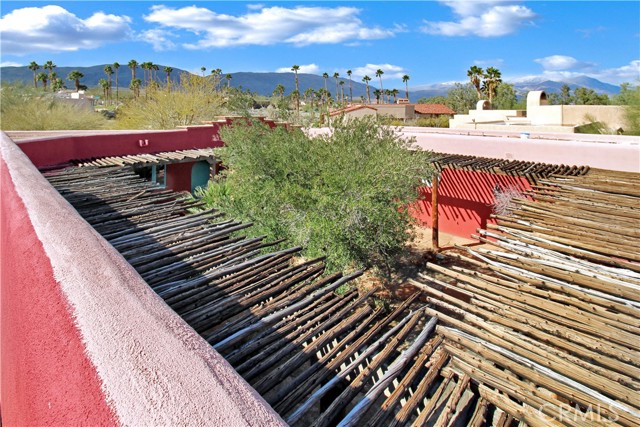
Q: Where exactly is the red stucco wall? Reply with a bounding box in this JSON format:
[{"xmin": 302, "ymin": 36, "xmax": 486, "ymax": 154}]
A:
[
  {"xmin": 411, "ymin": 168, "xmax": 532, "ymax": 238},
  {"xmin": 1, "ymin": 156, "xmax": 118, "ymax": 426},
  {"xmin": 1, "ymin": 133, "xmax": 287, "ymax": 427},
  {"xmin": 166, "ymin": 161, "xmax": 197, "ymax": 192}
]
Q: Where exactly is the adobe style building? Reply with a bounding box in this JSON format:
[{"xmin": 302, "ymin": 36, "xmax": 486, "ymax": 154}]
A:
[{"xmin": 450, "ymin": 90, "xmax": 626, "ymax": 133}]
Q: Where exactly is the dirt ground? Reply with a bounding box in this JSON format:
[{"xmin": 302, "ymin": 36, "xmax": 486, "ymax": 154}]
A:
[{"xmin": 357, "ymin": 225, "xmax": 482, "ymax": 302}]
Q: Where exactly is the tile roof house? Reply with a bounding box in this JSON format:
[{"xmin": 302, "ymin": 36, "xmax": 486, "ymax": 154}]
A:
[{"xmin": 414, "ymin": 103, "xmax": 455, "ymax": 117}]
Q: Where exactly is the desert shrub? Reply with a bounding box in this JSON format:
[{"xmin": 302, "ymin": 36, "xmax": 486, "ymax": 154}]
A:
[
  {"xmin": 492, "ymin": 185, "xmax": 526, "ymax": 216},
  {"xmin": 200, "ymin": 116, "xmax": 433, "ymax": 273},
  {"xmin": 0, "ymin": 83, "xmax": 110, "ymax": 130},
  {"xmin": 416, "ymin": 115, "xmax": 450, "ymax": 128}
]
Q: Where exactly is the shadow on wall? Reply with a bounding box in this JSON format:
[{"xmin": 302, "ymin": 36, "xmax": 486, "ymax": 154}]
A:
[{"xmin": 411, "ymin": 168, "xmax": 531, "ymax": 239}]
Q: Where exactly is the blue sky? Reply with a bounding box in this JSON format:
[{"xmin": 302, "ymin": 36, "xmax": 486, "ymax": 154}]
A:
[{"xmin": 1, "ymin": 1, "xmax": 638, "ymax": 88}]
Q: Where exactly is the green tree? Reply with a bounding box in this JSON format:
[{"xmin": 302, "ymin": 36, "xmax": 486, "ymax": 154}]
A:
[
  {"xmin": 560, "ymin": 84, "xmax": 572, "ymax": 105},
  {"xmin": 99, "ymin": 78, "xmax": 110, "ymax": 99},
  {"xmin": 104, "ymin": 65, "xmax": 114, "ymax": 100},
  {"xmin": 67, "ymin": 70, "xmax": 84, "ymax": 92},
  {"xmin": 417, "ymin": 95, "xmax": 448, "ymax": 105},
  {"xmin": 37, "ymin": 72, "xmax": 48, "ymax": 91},
  {"xmin": 375, "ymin": 69, "xmax": 384, "ymax": 102},
  {"xmin": 129, "ymin": 77, "xmax": 142, "ymax": 98},
  {"xmin": 273, "ymin": 84, "xmax": 285, "ymax": 98},
  {"xmin": 402, "ymin": 74, "xmax": 410, "ymax": 101},
  {"xmin": 467, "ymin": 65, "xmax": 484, "ymax": 99},
  {"xmin": 346, "ymin": 69, "xmax": 353, "ymax": 102},
  {"xmin": 333, "ymin": 72, "xmax": 340, "ymax": 103},
  {"xmin": 362, "ymin": 75, "xmax": 372, "ymax": 104},
  {"xmin": 43, "ymin": 61, "xmax": 56, "ymax": 91},
  {"xmin": 117, "ymin": 72, "xmax": 224, "ymax": 128},
  {"xmin": 200, "ymin": 66, "xmax": 206, "ymax": 76},
  {"xmin": 163, "ymin": 66, "xmax": 174, "ymax": 91},
  {"xmin": 573, "ymin": 87, "xmax": 609, "ymax": 105},
  {"xmin": 29, "ymin": 61, "xmax": 40, "ymax": 89},
  {"xmin": 128, "ymin": 59, "xmax": 138, "ymax": 81},
  {"xmin": 291, "ymin": 65, "xmax": 300, "ymax": 117},
  {"xmin": 482, "ymin": 67, "xmax": 502, "ymax": 105},
  {"xmin": 201, "ymin": 116, "xmax": 433, "ymax": 273},
  {"xmin": 447, "ymin": 83, "xmax": 477, "ymax": 114},
  {"xmin": 113, "ymin": 62, "xmax": 120, "ymax": 103},
  {"xmin": 225, "ymin": 73, "xmax": 232, "ymax": 89},
  {"xmin": 492, "ymin": 82, "xmax": 517, "ymax": 110}
]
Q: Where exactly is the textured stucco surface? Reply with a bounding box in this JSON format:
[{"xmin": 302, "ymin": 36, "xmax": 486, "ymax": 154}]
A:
[{"xmin": 1, "ymin": 132, "xmax": 287, "ymax": 426}]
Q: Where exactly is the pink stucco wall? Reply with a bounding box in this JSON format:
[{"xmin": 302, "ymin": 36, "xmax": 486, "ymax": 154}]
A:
[{"xmin": 1, "ymin": 132, "xmax": 287, "ymax": 427}]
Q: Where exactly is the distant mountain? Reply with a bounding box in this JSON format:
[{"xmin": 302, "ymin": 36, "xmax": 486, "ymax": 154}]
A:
[{"xmin": 0, "ymin": 64, "xmax": 621, "ymax": 99}]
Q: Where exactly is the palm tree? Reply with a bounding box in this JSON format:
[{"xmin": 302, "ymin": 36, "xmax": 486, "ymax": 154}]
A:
[
  {"xmin": 104, "ymin": 65, "xmax": 113, "ymax": 101},
  {"xmin": 130, "ymin": 78, "xmax": 142, "ymax": 98},
  {"xmin": 140, "ymin": 62, "xmax": 150, "ymax": 86},
  {"xmin": 339, "ymin": 81, "xmax": 345, "ymax": 104},
  {"xmin": 128, "ymin": 59, "xmax": 138, "ymax": 81},
  {"xmin": 113, "ymin": 62, "xmax": 120, "ymax": 103},
  {"xmin": 164, "ymin": 66, "xmax": 173, "ymax": 91},
  {"xmin": 225, "ymin": 73, "xmax": 232, "ymax": 89},
  {"xmin": 29, "ymin": 61, "xmax": 40, "ymax": 88},
  {"xmin": 467, "ymin": 65, "xmax": 484, "ymax": 100},
  {"xmin": 291, "ymin": 65, "xmax": 300, "ymax": 115},
  {"xmin": 43, "ymin": 61, "xmax": 56, "ymax": 91},
  {"xmin": 52, "ymin": 76, "xmax": 64, "ymax": 92},
  {"xmin": 321, "ymin": 72, "xmax": 329, "ymax": 107},
  {"xmin": 375, "ymin": 69, "xmax": 384, "ymax": 103},
  {"xmin": 37, "ymin": 72, "xmax": 48, "ymax": 91},
  {"xmin": 483, "ymin": 67, "xmax": 502, "ymax": 104},
  {"xmin": 373, "ymin": 89, "xmax": 381, "ymax": 104},
  {"xmin": 402, "ymin": 74, "xmax": 410, "ymax": 101},
  {"xmin": 99, "ymin": 78, "xmax": 110, "ymax": 99},
  {"xmin": 346, "ymin": 69, "xmax": 353, "ymax": 103},
  {"xmin": 391, "ymin": 88, "xmax": 399, "ymax": 103},
  {"xmin": 67, "ymin": 70, "xmax": 84, "ymax": 92},
  {"xmin": 201, "ymin": 66, "xmax": 206, "ymax": 76},
  {"xmin": 333, "ymin": 72, "xmax": 340, "ymax": 102},
  {"xmin": 362, "ymin": 75, "xmax": 372, "ymax": 104},
  {"xmin": 273, "ymin": 84, "xmax": 285, "ymax": 98}
]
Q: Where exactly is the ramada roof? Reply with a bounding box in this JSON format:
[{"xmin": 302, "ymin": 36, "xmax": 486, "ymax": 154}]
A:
[{"xmin": 414, "ymin": 103, "xmax": 455, "ymax": 115}]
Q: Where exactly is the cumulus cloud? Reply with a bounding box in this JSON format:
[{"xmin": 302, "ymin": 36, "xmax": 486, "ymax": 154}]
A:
[
  {"xmin": 350, "ymin": 64, "xmax": 409, "ymax": 80},
  {"xmin": 143, "ymin": 5, "xmax": 396, "ymax": 48},
  {"xmin": 0, "ymin": 61, "xmax": 22, "ymax": 67},
  {"xmin": 0, "ymin": 5, "xmax": 132, "ymax": 54},
  {"xmin": 276, "ymin": 64, "xmax": 320, "ymax": 74},
  {"xmin": 473, "ymin": 58, "xmax": 505, "ymax": 67},
  {"xmin": 593, "ymin": 60, "xmax": 640, "ymax": 84},
  {"xmin": 534, "ymin": 55, "xmax": 594, "ymax": 71},
  {"xmin": 138, "ymin": 29, "xmax": 177, "ymax": 51},
  {"xmin": 422, "ymin": 1, "xmax": 536, "ymax": 37}
]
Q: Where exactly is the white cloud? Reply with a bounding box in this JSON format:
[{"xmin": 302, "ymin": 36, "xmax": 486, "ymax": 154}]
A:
[
  {"xmin": 276, "ymin": 64, "xmax": 320, "ymax": 74},
  {"xmin": 513, "ymin": 59, "xmax": 640, "ymax": 85},
  {"xmin": 0, "ymin": 5, "xmax": 132, "ymax": 54},
  {"xmin": 534, "ymin": 55, "xmax": 594, "ymax": 71},
  {"xmin": 422, "ymin": 1, "xmax": 536, "ymax": 37},
  {"xmin": 143, "ymin": 5, "xmax": 397, "ymax": 48},
  {"xmin": 138, "ymin": 29, "xmax": 177, "ymax": 51},
  {"xmin": 350, "ymin": 63, "xmax": 409, "ymax": 80},
  {"xmin": 0, "ymin": 61, "xmax": 22, "ymax": 67}
]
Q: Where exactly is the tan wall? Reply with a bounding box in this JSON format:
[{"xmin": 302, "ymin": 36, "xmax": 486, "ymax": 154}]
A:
[
  {"xmin": 528, "ymin": 105, "xmax": 564, "ymax": 126},
  {"xmin": 561, "ymin": 105, "xmax": 626, "ymax": 130},
  {"xmin": 375, "ymin": 105, "xmax": 415, "ymax": 119}
]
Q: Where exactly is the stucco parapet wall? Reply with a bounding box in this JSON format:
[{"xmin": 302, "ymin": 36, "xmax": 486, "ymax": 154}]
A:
[
  {"xmin": 0, "ymin": 131, "xmax": 287, "ymax": 426},
  {"xmin": 305, "ymin": 126, "xmax": 640, "ymax": 172}
]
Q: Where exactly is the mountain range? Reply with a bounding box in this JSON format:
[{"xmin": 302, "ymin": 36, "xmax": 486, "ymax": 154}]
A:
[{"xmin": 0, "ymin": 64, "xmax": 621, "ymax": 99}]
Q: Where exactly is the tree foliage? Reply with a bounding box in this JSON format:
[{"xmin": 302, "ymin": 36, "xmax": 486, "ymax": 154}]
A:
[
  {"xmin": 198, "ymin": 117, "xmax": 433, "ymax": 273},
  {"xmin": 492, "ymin": 82, "xmax": 517, "ymax": 110},
  {"xmin": 0, "ymin": 82, "xmax": 109, "ymax": 130},
  {"xmin": 116, "ymin": 72, "xmax": 225, "ymax": 129},
  {"xmin": 616, "ymin": 83, "xmax": 640, "ymax": 135}
]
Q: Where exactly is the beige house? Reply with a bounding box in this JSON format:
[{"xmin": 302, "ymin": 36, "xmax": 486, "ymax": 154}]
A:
[
  {"xmin": 449, "ymin": 91, "xmax": 626, "ymax": 133},
  {"xmin": 330, "ymin": 103, "xmax": 454, "ymax": 122}
]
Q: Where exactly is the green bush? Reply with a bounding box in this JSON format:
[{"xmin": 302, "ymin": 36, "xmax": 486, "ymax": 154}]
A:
[
  {"xmin": 0, "ymin": 83, "xmax": 110, "ymax": 130},
  {"xmin": 201, "ymin": 116, "xmax": 433, "ymax": 273},
  {"xmin": 415, "ymin": 115, "xmax": 450, "ymax": 128}
]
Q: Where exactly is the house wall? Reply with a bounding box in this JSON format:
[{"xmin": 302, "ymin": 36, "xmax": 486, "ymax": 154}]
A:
[
  {"xmin": 411, "ymin": 168, "xmax": 532, "ymax": 239},
  {"xmin": 375, "ymin": 104, "xmax": 415, "ymax": 120},
  {"xmin": 561, "ymin": 105, "xmax": 626, "ymax": 130},
  {"xmin": 0, "ymin": 133, "xmax": 287, "ymax": 427}
]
